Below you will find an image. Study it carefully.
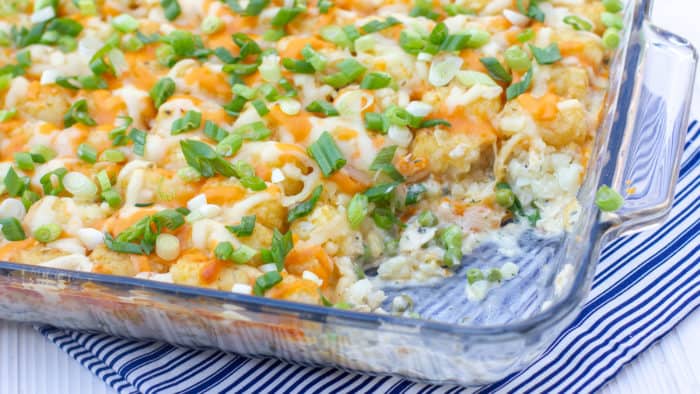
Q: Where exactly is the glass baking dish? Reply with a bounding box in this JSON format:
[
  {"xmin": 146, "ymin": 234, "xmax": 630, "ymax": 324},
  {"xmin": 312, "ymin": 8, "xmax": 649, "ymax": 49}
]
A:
[{"xmin": 0, "ymin": 0, "xmax": 694, "ymax": 386}]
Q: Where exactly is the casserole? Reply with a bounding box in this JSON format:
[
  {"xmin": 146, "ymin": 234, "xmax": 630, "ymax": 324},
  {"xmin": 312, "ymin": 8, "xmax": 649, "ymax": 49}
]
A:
[{"xmin": 0, "ymin": 0, "xmax": 695, "ymax": 386}]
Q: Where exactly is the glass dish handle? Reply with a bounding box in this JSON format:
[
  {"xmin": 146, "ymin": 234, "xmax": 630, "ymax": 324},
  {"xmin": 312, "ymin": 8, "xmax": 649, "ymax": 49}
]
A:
[{"xmin": 606, "ymin": 21, "xmax": 697, "ymax": 237}]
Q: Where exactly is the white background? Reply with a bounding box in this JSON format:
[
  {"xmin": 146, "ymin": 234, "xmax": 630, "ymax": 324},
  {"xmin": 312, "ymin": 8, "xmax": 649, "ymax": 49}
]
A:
[{"xmin": 1, "ymin": 2, "xmax": 699, "ymax": 393}]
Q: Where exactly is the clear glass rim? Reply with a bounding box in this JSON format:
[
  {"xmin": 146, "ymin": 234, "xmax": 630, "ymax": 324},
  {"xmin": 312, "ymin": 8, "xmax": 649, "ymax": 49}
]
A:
[{"xmin": 0, "ymin": 0, "xmax": 659, "ymax": 339}]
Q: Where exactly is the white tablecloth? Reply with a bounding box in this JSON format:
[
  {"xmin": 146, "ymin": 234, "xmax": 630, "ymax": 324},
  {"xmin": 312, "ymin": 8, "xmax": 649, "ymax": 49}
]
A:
[{"xmin": 1, "ymin": 2, "xmax": 698, "ymax": 393}]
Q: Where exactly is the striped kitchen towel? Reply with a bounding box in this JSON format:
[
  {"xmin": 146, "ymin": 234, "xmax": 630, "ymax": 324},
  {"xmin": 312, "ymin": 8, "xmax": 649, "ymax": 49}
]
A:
[{"xmin": 36, "ymin": 120, "xmax": 700, "ymax": 394}]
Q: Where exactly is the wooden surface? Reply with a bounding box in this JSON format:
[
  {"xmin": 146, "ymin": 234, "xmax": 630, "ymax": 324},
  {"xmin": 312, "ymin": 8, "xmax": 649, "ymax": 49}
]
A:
[{"xmin": 1, "ymin": 2, "xmax": 698, "ymax": 393}]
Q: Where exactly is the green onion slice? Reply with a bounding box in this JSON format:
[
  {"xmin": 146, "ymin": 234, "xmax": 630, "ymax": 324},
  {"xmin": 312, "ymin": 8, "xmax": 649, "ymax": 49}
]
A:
[{"xmin": 307, "ymin": 131, "xmax": 347, "ymax": 176}]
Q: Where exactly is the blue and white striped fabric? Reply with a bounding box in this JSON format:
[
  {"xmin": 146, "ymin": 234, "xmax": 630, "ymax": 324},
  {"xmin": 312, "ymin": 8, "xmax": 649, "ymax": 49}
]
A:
[{"xmin": 35, "ymin": 121, "xmax": 700, "ymax": 394}]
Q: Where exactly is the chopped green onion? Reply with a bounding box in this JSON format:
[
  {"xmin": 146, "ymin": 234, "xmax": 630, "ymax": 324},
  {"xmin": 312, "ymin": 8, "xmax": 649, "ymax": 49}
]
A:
[
  {"xmin": 232, "ymin": 83, "xmax": 256, "ymax": 99},
  {"xmin": 180, "ymin": 139, "xmax": 236, "ymax": 178},
  {"xmin": 216, "ymin": 133, "xmax": 244, "ymax": 157},
  {"xmin": 40, "ymin": 167, "xmax": 67, "ymax": 196},
  {"xmin": 480, "ymin": 57, "xmax": 512, "ymax": 83},
  {"xmin": 223, "ymin": 96, "xmax": 248, "ymax": 117},
  {"xmin": 263, "ymin": 229, "xmax": 293, "ymax": 270},
  {"xmin": 369, "ymin": 145, "xmax": 404, "ymax": 181},
  {"xmin": 322, "ymin": 58, "xmax": 366, "ymax": 88},
  {"xmin": 282, "ymin": 58, "xmax": 315, "ymax": 74},
  {"xmin": 215, "ymin": 241, "xmax": 234, "ymax": 260},
  {"xmin": 466, "ymin": 268, "xmax": 484, "ymax": 284},
  {"xmin": 563, "ymin": 15, "xmax": 593, "ymax": 31},
  {"xmin": 405, "ymin": 183, "xmax": 426, "ymax": 205},
  {"xmin": 226, "ymin": 215, "xmax": 256, "ymax": 237},
  {"xmin": 506, "ymin": 67, "xmax": 533, "ymax": 101},
  {"xmin": 230, "ymin": 244, "xmax": 257, "ymax": 264},
  {"xmin": 602, "ymin": 28, "xmax": 620, "ymax": 49},
  {"xmin": 419, "ymin": 118, "xmax": 451, "ymax": 128},
  {"xmin": 444, "ymin": 4, "xmax": 473, "ymax": 16},
  {"xmin": 21, "ymin": 190, "xmax": 40, "ymax": 210},
  {"xmin": 149, "ymin": 77, "xmax": 176, "ymax": 109},
  {"xmin": 287, "ymin": 185, "xmax": 323, "ymax": 223},
  {"xmin": 364, "ymin": 112, "xmax": 389, "ymax": 134},
  {"xmin": 306, "ymin": 100, "xmax": 339, "ymax": 117},
  {"xmin": 77, "ymin": 143, "xmax": 97, "ymax": 164},
  {"xmin": 155, "ymin": 44, "xmax": 176, "ymax": 66},
  {"xmin": 231, "ymin": 160, "xmax": 261, "ymax": 180},
  {"xmin": 253, "ymin": 271, "xmax": 283, "ymax": 295},
  {"xmin": 602, "ymin": 0, "xmax": 623, "ymax": 12},
  {"xmin": 96, "ymin": 170, "xmax": 111, "ymax": 191},
  {"xmin": 307, "ymin": 131, "xmax": 346, "ymax": 176},
  {"xmin": 504, "ymin": 46, "xmax": 531, "ymax": 72},
  {"xmin": 517, "ymin": 0, "xmax": 544, "ymax": 22},
  {"xmin": 251, "ymin": 99, "xmax": 269, "ymax": 116},
  {"xmin": 417, "ymin": 210, "xmax": 438, "ymax": 227},
  {"xmin": 362, "ymin": 182, "xmax": 399, "ymax": 202},
  {"xmin": 440, "ymin": 34, "xmax": 471, "ymax": 51},
  {"xmin": 487, "ymin": 268, "xmax": 502, "ymax": 282},
  {"xmin": 263, "ymin": 28, "xmax": 285, "ymax": 42},
  {"xmin": 202, "ymin": 120, "xmax": 228, "ymax": 142},
  {"xmin": 409, "ymin": 0, "xmax": 439, "ymax": 20},
  {"xmin": 384, "ymin": 105, "xmax": 421, "ymax": 128},
  {"xmin": 76, "ymin": 0, "xmax": 97, "ymax": 15},
  {"xmin": 226, "ymin": 0, "xmax": 270, "ymax": 17},
  {"xmin": 235, "ymin": 121, "xmax": 271, "ymax": 141},
  {"xmin": 171, "ymin": 110, "xmax": 202, "ymax": 135},
  {"xmin": 320, "ymin": 25, "xmax": 352, "ymax": 48},
  {"xmin": 601, "ymin": 12, "xmax": 623, "ymax": 29},
  {"xmin": 372, "ymin": 207, "xmax": 401, "ymax": 230},
  {"xmin": 14, "ymin": 152, "xmax": 34, "ymax": 172},
  {"xmin": 112, "ymin": 14, "xmax": 139, "ymax": 33},
  {"xmin": 0, "ymin": 217, "xmax": 26, "ymax": 241},
  {"xmin": 176, "ymin": 167, "xmax": 202, "ymax": 183},
  {"xmin": 33, "ymin": 223, "xmax": 61, "ymax": 243},
  {"xmin": 30, "ymin": 144, "xmax": 56, "ymax": 162},
  {"xmin": 129, "ymin": 128, "xmax": 147, "ymax": 156},
  {"xmin": 0, "ymin": 109, "xmax": 17, "ymax": 122},
  {"xmin": 517, "ymin": 28, "xmax": 535, "ymax": 43},
  {"xmin": 428, "ymin": 23, "xmax": 448, "ymax": 45},
  {"xmin": 360, "ymin": 72, "xmax": 392, "ymax": 90},
  {"xmin": 342, "ymin": 25, "xmax": 361, "ymax": 43},
  {"xmin": 440, "ymin": 224, "xmax": 462, "ymax": 266},
  {"xmin": 440, "ymin": 225, "xmax": 462, "ymax": 250},
  {"xmin": 464, "ymin": 28, "xmax": 490, "ymax": 48},
  {"xmin": 16, "ymin": 51, "xmax": 31, "ymax": 68},
  {"xmin": 347, "ymin": 193, "xmax": 368, "ymax": 229},
  {"xmin": 3, "ymin": 167, "xmax": 25, "ymax": 197},
  {"xmin": 595, "ymin": 185, "xmax": 624, "ymax": 212},
  {"xmin": 155, "ymin": 233, "xmax": 180, "ymax": 260},
  {"xmin": 360, "ymin": 16, "xmax": 401, "ymax": 34},
  {"xmin": 301, "ymin": 45, "xmax": 327, "ymax": 71},
  {"xmin": 529, "ymin": 43, "xmax": 562, "ymax": 65},
  {"xmin": 200, "ymin": 16, "xmax": 223, "ymax": 35},
  {"xmin": 399, "ymin": 30, "xmax": 428, "ymax": 55},
  {"xmin": 0, "ymin": 74, "xmax": 12, "ymax": 90},
  {"xmin": 239, "ymin": 175, "xmax": 267, "ymax": 191},
  {"xmin": 100, "ymin": 149, "xmax": 126, "ymax": 163},
  {"xmin": 271, "ymin": 6, "xmax": 305, "ymax": 27},
  {"xmin": 161, "ymin": 0, "xmax": 181, "ymax": 21},
  {"xmin": 64, "ymin": 99, "xmax": 96, "ymax": 127},
  {"xmin": 354, "ymin": 35, "xmax": 376, "ymax": 52}
]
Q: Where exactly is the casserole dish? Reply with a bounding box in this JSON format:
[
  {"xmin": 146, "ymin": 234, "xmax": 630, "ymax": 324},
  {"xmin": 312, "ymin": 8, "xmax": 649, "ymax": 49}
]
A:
[{"xmin": 0, "ymin": 0, "xmax": 695, "ymax": 386}]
